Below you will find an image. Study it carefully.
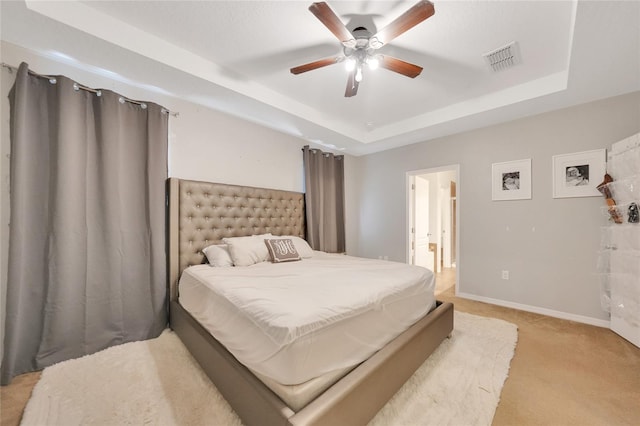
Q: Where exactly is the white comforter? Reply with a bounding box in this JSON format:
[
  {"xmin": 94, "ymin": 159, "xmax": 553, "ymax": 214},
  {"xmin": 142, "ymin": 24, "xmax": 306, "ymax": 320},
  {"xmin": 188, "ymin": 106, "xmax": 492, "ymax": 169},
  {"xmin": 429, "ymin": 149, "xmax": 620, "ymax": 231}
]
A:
[{"xmin": 179, "ymin": 252, "xmax": 435, "ymax": 384}]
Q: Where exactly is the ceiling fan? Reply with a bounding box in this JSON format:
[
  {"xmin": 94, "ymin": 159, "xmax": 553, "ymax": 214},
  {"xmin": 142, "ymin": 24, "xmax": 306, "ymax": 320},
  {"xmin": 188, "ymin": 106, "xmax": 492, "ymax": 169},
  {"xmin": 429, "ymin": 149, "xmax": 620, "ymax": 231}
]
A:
[{"xmin": 290, "ymin": 1, "xmax": 435, "ymax": 97}]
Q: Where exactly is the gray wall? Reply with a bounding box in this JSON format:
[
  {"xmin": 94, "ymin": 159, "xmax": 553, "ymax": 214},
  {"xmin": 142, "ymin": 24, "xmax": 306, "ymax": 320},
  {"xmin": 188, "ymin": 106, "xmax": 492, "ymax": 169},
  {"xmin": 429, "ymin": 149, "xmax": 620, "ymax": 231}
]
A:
[
  {"xmin": 353, "ymin": 92, "xmax": 640, "ymax": 323},
  {"xmin": 2, "ymin": 41, "xmax": 639, "ymax": 332}
]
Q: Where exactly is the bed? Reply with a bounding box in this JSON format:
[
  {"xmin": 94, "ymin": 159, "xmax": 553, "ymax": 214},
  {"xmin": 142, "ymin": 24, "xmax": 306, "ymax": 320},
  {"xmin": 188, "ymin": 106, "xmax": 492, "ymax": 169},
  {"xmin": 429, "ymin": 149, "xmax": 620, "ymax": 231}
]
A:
[{"xmin": 167, "ymin": 177, "xmax": 454, "ymax": 426}]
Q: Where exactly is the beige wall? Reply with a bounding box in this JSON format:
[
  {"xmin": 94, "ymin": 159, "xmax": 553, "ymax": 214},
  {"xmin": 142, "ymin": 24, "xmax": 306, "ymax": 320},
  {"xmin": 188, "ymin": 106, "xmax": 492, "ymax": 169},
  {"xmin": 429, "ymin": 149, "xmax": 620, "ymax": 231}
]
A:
[{"xmin": 353, "ymin": 91, "xmax": 640, "ymax": 324}]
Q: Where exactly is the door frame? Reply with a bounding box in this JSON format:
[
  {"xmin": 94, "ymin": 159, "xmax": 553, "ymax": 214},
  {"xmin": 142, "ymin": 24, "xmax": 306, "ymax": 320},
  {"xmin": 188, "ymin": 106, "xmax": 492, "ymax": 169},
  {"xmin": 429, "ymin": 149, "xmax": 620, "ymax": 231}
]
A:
[{"xmin": 406, "ymin": 165, "xmax": 460, "ymax": 292}]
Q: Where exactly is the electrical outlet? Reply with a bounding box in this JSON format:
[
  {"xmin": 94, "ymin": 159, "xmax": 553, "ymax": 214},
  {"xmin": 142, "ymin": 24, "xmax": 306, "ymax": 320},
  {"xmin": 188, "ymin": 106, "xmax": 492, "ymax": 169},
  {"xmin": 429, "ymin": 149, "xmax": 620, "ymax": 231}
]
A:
[{"xmin": 501, "ymin": 270, "xmax": 509, "ymax": 280}]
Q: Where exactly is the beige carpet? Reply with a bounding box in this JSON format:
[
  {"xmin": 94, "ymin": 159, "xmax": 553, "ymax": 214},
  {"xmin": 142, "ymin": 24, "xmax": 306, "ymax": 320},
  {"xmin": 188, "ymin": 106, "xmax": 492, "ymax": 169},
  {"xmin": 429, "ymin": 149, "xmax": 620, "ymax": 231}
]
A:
[{"xmin": 21, "ymin": 312, "xmax": 517, "ymax": 426}]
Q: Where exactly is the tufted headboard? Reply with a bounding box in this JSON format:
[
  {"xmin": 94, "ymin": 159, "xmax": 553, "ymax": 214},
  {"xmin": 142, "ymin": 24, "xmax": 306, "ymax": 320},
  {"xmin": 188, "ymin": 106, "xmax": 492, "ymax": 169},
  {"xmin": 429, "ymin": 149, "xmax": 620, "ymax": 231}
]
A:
[{"xmin": 167, "ymin": 178, "xmax": 305, "ymax": 301}]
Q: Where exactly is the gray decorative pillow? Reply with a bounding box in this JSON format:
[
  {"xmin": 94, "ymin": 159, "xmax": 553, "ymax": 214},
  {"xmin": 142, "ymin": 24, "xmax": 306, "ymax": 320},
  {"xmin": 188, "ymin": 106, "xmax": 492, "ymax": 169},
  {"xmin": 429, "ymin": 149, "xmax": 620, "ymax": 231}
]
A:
[
  {"xmin": 267, "ymin": 235, "xmax": 314, "ymax": 258},
  {"xmin": 265, "ymin": 239, "xmax": 302, "ymax": 263}
]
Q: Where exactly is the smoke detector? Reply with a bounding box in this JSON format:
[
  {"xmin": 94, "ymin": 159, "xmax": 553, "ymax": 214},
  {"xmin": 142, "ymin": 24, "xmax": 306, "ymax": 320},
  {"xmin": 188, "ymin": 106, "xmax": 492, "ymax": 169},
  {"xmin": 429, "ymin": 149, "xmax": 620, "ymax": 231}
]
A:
[{"xmin": 483, "ymin": 41, "xmax": 520, "ymax": 72}]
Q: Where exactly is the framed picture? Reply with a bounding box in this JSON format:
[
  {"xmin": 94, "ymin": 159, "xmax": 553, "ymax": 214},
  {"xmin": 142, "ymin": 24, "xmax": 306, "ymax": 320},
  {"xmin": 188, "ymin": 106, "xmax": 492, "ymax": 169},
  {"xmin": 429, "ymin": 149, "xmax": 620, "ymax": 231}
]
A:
[
  {"xmin": 552, "ymin": 149, "xmax": 606, "ymax": 198},
  {"xmin": 492, "ymin": 158, "xmax": 532, "ymax": 201}
]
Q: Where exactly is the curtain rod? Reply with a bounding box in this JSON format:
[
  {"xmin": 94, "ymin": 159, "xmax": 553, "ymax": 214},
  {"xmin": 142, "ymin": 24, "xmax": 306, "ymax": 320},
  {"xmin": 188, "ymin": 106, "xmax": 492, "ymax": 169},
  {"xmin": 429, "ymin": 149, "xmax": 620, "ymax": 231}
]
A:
[
  {"xmin": 302, "ymin": 146, "xmax": 344, "ymax": 157},
  {"xmin": 1, "ymin": 62, "xmax": 179, "ymax": 117}
]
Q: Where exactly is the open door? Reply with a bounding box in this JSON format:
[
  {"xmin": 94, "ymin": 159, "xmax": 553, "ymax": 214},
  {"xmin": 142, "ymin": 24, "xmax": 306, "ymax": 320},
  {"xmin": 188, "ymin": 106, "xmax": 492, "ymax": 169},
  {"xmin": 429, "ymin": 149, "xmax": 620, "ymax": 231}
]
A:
[{"xmin": 413, "ymin": 176, "xmax": 433, "ymax": 271}]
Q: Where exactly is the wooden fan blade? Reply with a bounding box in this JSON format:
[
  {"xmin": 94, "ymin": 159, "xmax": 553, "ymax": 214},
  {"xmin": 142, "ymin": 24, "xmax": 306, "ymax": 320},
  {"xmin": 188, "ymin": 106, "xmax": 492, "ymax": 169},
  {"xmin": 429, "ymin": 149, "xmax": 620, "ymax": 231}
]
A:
[
  {"xmin": 309, "ymin": 2, "xmax": 354, "ymax": 44},
  {"xmin": 290, "ymin": 56, "xmax": 341, "ymax": 75},
  {"xmin": 371, "ymin": 0, "xmax": 435, "ymax": 47},
  {"xmin": 379, "ymin": 55, "xmax": 423, "ymax": 78},
  {"xmin": 345, "ymin": 71, "xmax": 359, "ymax": 97}
]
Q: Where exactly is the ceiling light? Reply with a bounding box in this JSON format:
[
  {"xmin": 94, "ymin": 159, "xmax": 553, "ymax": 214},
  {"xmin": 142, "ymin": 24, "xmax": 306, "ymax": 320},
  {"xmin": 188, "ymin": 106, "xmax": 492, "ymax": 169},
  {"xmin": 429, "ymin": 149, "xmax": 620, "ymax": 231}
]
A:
[
  {"xmin": 345, "ymin": 57, "xmax": 356, "ymax": 71},
  {"xmin": 367, "ymin": 56, "xmax": 379, "ymax": 70},
  {"xmin": 368, "ymin": 37, "xmax": 383, "ymax": 50},
  {"xmin": 355, "ymin": 67, "xmax": 363, "ymax": 82}
]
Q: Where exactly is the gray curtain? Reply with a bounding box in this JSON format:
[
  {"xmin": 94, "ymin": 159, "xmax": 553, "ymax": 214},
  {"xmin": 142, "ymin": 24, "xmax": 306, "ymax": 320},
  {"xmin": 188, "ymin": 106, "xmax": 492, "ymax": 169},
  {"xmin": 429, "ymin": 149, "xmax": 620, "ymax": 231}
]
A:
[
  {"xmin": 303, "ymin": 145, "xmax": 345, "ymax": 253},
  {"xmin": 1, "ymin": 63, "xmax": 168, "ymax": 385}
]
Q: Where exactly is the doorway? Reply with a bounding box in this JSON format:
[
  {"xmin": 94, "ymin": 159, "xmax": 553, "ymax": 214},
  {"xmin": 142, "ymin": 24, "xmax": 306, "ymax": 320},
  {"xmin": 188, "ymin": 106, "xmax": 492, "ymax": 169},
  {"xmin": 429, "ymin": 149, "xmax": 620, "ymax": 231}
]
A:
[{"xmin": 407, "ymin": 165, "xmax": 459, "ymax": 294}]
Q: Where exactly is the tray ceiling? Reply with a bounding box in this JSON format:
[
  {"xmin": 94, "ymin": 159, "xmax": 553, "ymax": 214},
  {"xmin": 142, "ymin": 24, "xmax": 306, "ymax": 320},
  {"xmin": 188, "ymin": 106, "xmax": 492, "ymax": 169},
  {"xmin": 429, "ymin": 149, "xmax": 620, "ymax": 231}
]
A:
[{"xmin": 1, "ymin": 1, "xmax": 638, "ymax": 155}]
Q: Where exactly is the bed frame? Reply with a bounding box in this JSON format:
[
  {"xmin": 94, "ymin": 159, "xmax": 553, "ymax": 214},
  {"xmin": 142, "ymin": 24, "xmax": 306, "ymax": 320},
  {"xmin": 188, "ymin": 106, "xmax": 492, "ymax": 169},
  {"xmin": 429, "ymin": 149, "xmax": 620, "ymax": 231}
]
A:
[{"xmin": 167, "ymin": 177, "xmax": 453, "ymax": 426}]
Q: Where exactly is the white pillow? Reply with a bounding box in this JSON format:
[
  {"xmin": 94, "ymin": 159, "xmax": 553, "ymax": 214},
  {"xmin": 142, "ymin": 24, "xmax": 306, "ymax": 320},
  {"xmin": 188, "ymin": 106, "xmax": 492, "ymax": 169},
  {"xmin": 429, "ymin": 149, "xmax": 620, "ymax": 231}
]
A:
[
  {"xmin": 223, "ymin": 233, "xmax": 273, "ymax": 266},
  {"xmin": 202, "ymin": 244, "xmax": 233, "ymax": 267},
  {"xmin": 269, "ymin": 235, "xmax": 314, "ymax": 258}
]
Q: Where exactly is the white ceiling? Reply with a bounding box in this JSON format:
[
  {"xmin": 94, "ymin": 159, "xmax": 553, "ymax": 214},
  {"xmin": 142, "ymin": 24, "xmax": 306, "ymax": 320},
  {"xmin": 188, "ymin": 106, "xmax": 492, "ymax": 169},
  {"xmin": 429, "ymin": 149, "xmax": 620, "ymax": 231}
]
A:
[{"xmin": 1, "ymin": 1, "xmax": 639, "ymax": 155}]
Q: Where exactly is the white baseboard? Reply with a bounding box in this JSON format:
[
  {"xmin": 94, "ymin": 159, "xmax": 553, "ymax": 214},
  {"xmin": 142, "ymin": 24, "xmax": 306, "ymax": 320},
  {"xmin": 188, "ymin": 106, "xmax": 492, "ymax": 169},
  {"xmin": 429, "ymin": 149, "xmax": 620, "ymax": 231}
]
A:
[{"xmin": 456, "ymin": 292, "xmax": 610, "ymax": 328}]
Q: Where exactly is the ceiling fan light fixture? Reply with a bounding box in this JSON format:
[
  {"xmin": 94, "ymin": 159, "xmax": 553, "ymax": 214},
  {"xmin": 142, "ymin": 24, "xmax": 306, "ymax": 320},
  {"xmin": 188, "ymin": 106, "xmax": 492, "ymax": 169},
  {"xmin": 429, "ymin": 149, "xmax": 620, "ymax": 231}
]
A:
[
  {"xmin": 345, "ymin": 57, "xmax": 356, "ymax": 71},
  {"xmin": 368, "ymin": 37, "xmax": 383, "ymax": 50},
  {"xmin": 341, "ymin": 39, "xmax": 357, "ymax": 49},
  {"xmin": 366, "ymin": 56, "xmax": 379, "ymax": 70},
  {"xmin": 291, "ymin": 1, "xmax": 435, "ymax": 97}
]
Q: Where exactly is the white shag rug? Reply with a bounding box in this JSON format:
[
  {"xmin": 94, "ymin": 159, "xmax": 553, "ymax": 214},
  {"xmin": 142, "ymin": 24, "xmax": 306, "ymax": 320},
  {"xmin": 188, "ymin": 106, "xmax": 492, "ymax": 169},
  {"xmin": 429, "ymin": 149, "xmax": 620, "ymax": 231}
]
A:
[{"xmin": 21, "ymin": 311, "xmax": 517, "ymax": 426}]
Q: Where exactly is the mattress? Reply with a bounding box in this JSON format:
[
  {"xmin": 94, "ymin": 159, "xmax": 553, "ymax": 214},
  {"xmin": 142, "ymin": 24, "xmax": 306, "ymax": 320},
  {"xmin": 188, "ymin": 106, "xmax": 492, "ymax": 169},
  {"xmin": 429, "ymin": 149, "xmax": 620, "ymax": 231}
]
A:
[
  {"xmin": 178, "ymin": 252, "xmax": 435, "ymax": 386},
  {"xmin": 251, "ymin": 365, "xmax": 355, "ymax": 412}
]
